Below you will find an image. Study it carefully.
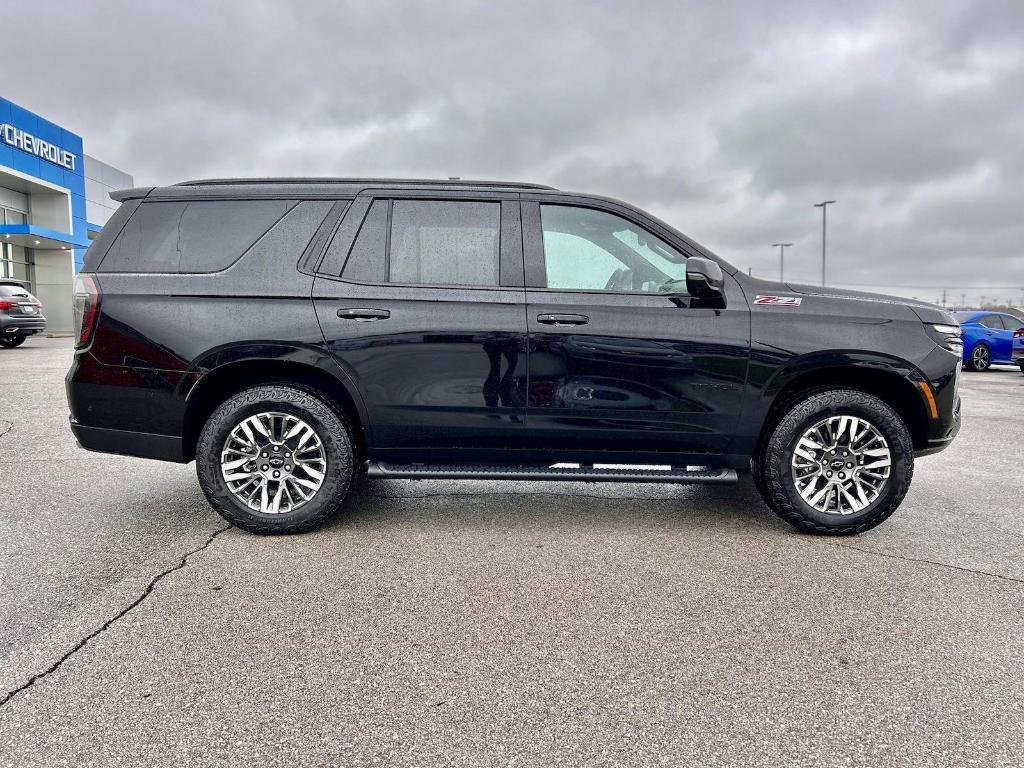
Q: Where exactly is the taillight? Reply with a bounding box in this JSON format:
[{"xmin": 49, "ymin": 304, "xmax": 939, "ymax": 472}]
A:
[
  {"xmin": 72, "ymin": 275, "xmax": 101, "ymax": 348},
  {"xmin": 1015, "ymin": 329, "xmax": 1024, "ymax": 339},
  {"xmin": 927, "ymin": 323, "xmax": 963, "ymax": 354},
  {"xmin": 0, "ymin": 300, "xmax": 18, "ymax": 311}
]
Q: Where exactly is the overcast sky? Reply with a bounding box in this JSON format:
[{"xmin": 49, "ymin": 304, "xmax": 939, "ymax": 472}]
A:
[{"xmin": 5, "ymin": 1, "xmax": 1023, "ymax": 305}]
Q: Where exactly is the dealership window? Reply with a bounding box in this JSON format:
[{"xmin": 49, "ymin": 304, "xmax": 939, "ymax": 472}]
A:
[
  {"xmin": 99, "ymin": 200, "xmax": 296, "ymax": 273},
  {"xmin": 540, "ymin": 205, "xmax": 687, "ymax": 293}
]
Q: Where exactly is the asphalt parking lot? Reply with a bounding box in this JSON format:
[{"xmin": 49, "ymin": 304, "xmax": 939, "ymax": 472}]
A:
[{"xmin": 0, "ymin": 337, "xmax": 1022, "ymax": 767}]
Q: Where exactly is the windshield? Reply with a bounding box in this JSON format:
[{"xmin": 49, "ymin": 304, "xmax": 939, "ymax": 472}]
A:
[{"xmin": 953, "ymin": 311, "xmax": 976, "ymax": 322}]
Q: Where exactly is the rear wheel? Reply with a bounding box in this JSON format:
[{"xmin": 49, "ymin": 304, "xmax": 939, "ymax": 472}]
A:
[
  {"xmin": 755, "ymin": 389, "xmax": 913, "ymax": 535},
  {"xmin": 966, "ymin": 343, "xmax": 991, "ymax": 371},
  {"xmin": 0, "ymin": 334, "xmax": 27, "ymax": 348},
  {"xmin": 196, "ymin": 385, "xmax": 355, "ymax": 534}
]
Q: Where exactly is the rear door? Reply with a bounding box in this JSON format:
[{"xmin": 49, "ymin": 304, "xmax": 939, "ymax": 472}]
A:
[
  {"xmin": 520, "ymin": 195, "xmax": 750, "ymax": 459},
  {"xmin": 979, "ymin": 314, "xmax": 1012, "ymax": 361},
  {"xmin": 312, "ymin": 191, "xmax": 527, "ymax": 459}
]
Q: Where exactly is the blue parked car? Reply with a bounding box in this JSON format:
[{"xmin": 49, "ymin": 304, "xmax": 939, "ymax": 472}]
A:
[{"xmin": 954, "ymin": 310, "xmax": 1024, "ymax": 371}]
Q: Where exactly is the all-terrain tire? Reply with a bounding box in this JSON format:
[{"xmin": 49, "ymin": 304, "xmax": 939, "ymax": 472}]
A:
[
  {"xmin": 755, "ymin": 389, "xmax": 914, "ymax": 535},
  {"xmin": 196, "ymin": 384, "xmax": 355, "ymax": 534}
]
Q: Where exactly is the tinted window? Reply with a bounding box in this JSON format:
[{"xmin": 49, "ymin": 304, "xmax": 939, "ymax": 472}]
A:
[
  {"xmin": 389, "ymin": 201, "xmax": 500, "ymax": 286},
  {"xmin": 338, "ymin": 200, "xmax": 388, "ymax": 282},
  {"xmin": 978, "ymin": 315, "xmax": 1003, "ymax": 329},
  {"xmin": 540, "ymin": 205, "xmax": 687, "ymax": 293},
  {"xmin": 100, "ymin": 200, "xmax": 295, "ymax": 273}
]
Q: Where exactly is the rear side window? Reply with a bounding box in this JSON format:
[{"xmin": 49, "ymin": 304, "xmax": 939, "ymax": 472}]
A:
[
  {"xmin": 389, "ymin": 201, "xmax": 499, "ymax": 286},
  {"xmin": 337, "ymin": 199, "xmax": 500, "ymax": 286},
  {"xmin": 978, "ymin": 315, "xmax": 1003, "ymax": 329},
  {"xmin": 99, "ymin": 200, "xmax": 295, "ymax": 273},
  {"xmin": 1001, "ymin": 315, "xmax": 1023, "ymax": 330}
]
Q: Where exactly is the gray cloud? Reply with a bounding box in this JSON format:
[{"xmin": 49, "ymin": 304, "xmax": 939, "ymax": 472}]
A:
[{"xmin": 4, "ymin": 0, "xmax": 1023, "ymax": 305}]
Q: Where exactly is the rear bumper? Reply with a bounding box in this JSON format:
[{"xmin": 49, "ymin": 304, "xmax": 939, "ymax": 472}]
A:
[
  {"xmin": 69, "ymin": 418, "xmax": 187, "ymax": 462},
  {"xmin": 2, "ymin": 318, "xmax": 46, "ymax": 335}
]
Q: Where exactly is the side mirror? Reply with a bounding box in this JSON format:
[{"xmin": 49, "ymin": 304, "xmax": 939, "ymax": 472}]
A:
[{"xmin": 685, "ymin": 257, "xmax": 724, "ymax": 298}]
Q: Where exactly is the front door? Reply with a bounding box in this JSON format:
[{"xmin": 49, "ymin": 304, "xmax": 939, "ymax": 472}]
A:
[
  {"xmin": 312, "ymin": 193, "xmax": 528, "ymax": 460},
  {"xmin": 520, "ymin": 198, "xmax": 750, "ymax": 460}
]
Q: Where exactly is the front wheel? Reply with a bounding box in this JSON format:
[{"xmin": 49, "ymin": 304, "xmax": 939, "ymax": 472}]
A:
[
  {"xmin": 755, "ymin": 389, "xmax": 914, "ymax": 535},
  {"xmin": 966, "ymin": 344, "xmax": 991, "ymax": 371},
  {"xmin": 196, "ymin": 385, "xmax": 356, "ymax": 534},
  {"xmin": 0, "ymin": 334, "xmax": 27, "ymax": 348}
]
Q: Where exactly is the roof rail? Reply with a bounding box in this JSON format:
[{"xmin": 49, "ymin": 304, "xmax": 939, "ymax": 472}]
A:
[{"xmin": 174, "ymin": 177, "xmax": 556, "ymax": 191}]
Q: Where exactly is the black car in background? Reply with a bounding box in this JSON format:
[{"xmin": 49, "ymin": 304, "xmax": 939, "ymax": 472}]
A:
[
  {"xmin": 66, "ymin": 178, "xmax": 962, "ymax": 536},
  {"xmin": 0, "ymin": 281, "xmax": 46, "ymax": 347}
]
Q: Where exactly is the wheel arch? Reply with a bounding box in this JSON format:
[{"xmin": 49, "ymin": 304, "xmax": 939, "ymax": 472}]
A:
[
  {"xmin": 181, "ymin": 348, "xmax": 370, "ymax": 462},
  {"xmin": 754, "ymin": 357, "xmax": 932, "ymax": 458}
]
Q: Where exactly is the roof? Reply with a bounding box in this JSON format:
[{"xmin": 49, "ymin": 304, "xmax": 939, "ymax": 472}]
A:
[
  {"xmin": 111, "ymin": 177, "xmax": 558, "ymax": 203},
  {"xmin": 174, "ymin": 177, "xmax": 556, "ymax": 190}
]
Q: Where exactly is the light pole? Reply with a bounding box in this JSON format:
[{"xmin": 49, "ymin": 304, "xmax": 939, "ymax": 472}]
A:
[
  {"xmin": 771, "ymin": 242, "xmax": 792, "ymax": 281},
  {"xmin": 813, "ymin": 200, "xmax": 836, "ymax": 286}
]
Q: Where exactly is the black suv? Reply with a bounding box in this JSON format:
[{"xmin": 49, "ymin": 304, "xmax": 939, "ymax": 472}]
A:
[{"xmin": 66, "ymin": 179, "xmax": 962, "ymax": 535}]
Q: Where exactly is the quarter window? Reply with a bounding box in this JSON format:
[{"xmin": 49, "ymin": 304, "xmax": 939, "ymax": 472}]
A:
[
  {"xmin": 1000, "ymin": 315, "xmax": 1023, "ymax": 331},
  {"xmin": 540, "ymin": 205, "xmax": 687, "ymax": 293},
  {"xmin": 100, "ymin": 200, "xmax": 295, "ymax": 273}
]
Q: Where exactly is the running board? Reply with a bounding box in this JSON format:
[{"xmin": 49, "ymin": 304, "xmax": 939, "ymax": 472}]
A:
[{"xmin": 365, "ymin": 462, "xmax": 737, "ymax": 484}]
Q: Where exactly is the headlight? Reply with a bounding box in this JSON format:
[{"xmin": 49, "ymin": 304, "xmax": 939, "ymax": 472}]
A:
[{"xmin": 926, "ymin": 323, "xmax": 963, "ymax": 353}]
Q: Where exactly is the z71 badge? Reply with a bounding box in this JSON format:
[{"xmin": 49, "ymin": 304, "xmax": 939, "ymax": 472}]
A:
[{"xmin": 754, "ymin": 295, "xmax": 802, "ymax": 307}]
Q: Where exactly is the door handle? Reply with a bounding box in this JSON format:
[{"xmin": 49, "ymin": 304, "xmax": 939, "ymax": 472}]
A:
[
  {"xmin": 337, "ymin": 307, "xmax": 390, "ymax": 321},
  {"xmin": 537, "ymin": 313, "xmax": 589, "ymax": 326}
]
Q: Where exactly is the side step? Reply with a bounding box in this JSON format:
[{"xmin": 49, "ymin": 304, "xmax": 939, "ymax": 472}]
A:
[{"xmin": 365, "ymin": 462, "xmax": 737, "ymax": 485}]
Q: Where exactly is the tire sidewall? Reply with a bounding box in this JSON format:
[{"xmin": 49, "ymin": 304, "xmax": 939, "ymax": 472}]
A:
[
  {"xmin": 765, "ymin": 391, "xmax": 913, "ymax": 532},
  {"xmin": 196, "ymin": 385, "xmax": 354, "ymax": 533}
]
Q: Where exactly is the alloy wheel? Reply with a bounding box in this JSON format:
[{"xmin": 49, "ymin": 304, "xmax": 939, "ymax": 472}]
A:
[
  {"xmin": 972, "ymin": 346, "xmax": 990, "ymax": 370},
  {"xmin": 790, "ymin": 415, "xmax": 891, "ymax": 516},
  {"xmin": 220, "ymin": 411, "xmax": 327, "ymax": 514}
]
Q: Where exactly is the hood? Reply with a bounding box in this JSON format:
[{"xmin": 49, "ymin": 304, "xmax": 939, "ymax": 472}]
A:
[{"xmin": 784, "ymin": 282, "xmax": 955, "ymax": 324}]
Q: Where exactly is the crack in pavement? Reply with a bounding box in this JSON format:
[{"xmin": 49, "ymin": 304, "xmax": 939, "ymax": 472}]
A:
[
  {"xmin": 0, "ymin": 421, "xmax": 12, "ymax": 439},
  {"xmin": 826, "ymin": 541, "xmax": 1024, "ymax": 586},
  {"xmin": 0, "ymin": 524, "xmax": 231, "ymax": 710}
]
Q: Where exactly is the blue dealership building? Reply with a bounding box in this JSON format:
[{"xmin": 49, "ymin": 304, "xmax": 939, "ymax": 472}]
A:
[{"xmin": 0, "ymin": 96, "xmax": 132, "ymax": 332}]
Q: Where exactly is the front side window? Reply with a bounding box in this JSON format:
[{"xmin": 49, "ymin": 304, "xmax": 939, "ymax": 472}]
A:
[{"xmin": 540, "ymin": 205, "xmax": 687, "ymax": 293}]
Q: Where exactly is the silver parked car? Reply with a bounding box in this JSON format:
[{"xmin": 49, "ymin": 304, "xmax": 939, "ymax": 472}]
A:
[{"xmin": 0, "ymin": 281, "xmax": 46, "ymax": 348}]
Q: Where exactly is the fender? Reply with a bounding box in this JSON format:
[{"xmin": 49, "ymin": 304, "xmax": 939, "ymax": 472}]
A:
[
  {"xmin": 180, "ymin": 340, "xmax": 373, "ymax": 446},
  {"xmin": 737, "ymin": 348, "xmax": 934, "ymax": 455}
]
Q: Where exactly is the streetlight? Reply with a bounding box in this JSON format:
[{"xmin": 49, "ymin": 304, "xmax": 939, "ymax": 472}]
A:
[
  {"xmin": 771, "ymin": 242, "xmax": 793, "ymax": 281},
  {"xmin": 813, "ymin": 200, "xmax": 836, "ymax": 286}
]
